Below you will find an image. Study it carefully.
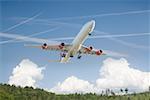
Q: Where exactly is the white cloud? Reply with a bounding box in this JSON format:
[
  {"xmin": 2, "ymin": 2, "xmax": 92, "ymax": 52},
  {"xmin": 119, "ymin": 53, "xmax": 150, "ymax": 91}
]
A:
[
  {"xmin": 8, "ymin": 59, "xmax": 45, "ymax": 88},
  {"xmin": 96, "ymin": 58, "xmax": 150, "ymax": 91},
  {"xmin": 51, "ymin": 58, "xmax": 150, "ymax": 94},
  {"xmin": 51, "ymin": 76, "xmax": 95, "ymax": 94}
]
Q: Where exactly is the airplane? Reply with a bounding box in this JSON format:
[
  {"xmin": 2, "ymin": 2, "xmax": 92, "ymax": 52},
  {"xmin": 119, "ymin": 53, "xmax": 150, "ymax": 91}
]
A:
[{"xmin": 27, "ymin": 20, "xmax": 106, "ymax": 63}]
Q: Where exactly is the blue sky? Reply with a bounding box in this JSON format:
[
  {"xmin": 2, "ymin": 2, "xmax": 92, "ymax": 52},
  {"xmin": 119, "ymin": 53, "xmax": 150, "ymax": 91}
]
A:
[{"xmin": 0, "ymin": 0, "xmax": 149, "ymax": 90}]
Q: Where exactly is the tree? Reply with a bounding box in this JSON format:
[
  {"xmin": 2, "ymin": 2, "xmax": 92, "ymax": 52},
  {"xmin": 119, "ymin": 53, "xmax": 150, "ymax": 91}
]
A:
[
  {"xmin": 125, "ymin": 88, "xmax": 128, "ymax": 94},
  {"xmin": 120, "ymin": 88, "xmax": 123, "ymax": 93},
  {"xmin": 111, "ymin": 90, "xmax": 115, "ymax": 96},
  {"xmin": 0, "ymin": 83, "xmax": 149, "ymax": 100}
]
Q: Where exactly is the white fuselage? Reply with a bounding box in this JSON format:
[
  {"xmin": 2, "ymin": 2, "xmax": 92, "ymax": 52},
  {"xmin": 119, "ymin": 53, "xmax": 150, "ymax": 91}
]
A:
[{"xmin": 61, "ymin": 20, "xmax": 95, "ymax": 63}]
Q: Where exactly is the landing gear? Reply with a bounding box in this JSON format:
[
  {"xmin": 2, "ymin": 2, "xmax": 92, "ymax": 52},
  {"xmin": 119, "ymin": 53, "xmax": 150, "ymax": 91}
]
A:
[
  {"xmin": 77, "ymin": 50, "xmax": 82, "ymax": 59},
  {"xmin": 89, "ymin": 33, "xmax": 91, "ymax": 36},
  {"xmin": 70, "ymin": 55, "xmax": 74, "ymax": 58},
  {"xmin": 60, "ymin": 52, "xmax": 66, "ymax": 57},
  {"xmin": 77, "ymin": 55, "xmax": 82, "ymax": 59}
]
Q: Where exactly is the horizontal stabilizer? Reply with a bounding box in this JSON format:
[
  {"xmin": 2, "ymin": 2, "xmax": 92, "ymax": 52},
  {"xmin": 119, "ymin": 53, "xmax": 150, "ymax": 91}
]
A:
[{"xmin": 48, "ymin": 60, "xmax": 61, "ymax": 63}]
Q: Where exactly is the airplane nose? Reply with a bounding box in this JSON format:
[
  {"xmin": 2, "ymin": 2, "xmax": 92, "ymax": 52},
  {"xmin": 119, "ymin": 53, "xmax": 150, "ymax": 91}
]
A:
[
  {"xmin": 90, "ymin": 20, "xmax": 95, "ymax": 28},
  {"xmin": 90, "ymin": 20, "xmax": 95, "ymax": 25},
  {"xmin": 89, "ymin": 20, "xmax": 95, "ymax": 33}
]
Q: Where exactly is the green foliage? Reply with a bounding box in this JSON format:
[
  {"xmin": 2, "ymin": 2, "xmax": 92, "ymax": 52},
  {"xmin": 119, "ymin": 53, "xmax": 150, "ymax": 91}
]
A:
[{"xmin": 0, "ymin": 83, "xmax": 149, "ymax": 100}]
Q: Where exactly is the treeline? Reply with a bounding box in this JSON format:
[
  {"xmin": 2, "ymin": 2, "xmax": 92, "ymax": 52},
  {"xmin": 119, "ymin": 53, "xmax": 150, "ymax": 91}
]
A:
[{"xmin": 0, "ymin": 83, "xmax": 149, "ymax": 100}]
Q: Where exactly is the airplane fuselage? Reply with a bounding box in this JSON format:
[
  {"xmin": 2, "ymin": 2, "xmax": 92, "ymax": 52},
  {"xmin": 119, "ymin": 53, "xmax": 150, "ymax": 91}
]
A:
[{"xmin": 61, "ymin": 20, "xmax": 95, "ymax": 63}]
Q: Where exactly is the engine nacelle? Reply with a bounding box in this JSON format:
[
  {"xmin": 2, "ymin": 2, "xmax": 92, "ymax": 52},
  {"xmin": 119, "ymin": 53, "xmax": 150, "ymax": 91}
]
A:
[
  {"xmin": 89, "ymin": 46, "xmax": 93, "ymax": 50},
  {"xmin": 59, "ymin": 42, "xmax": 65, "ymax": 49},
  {"xmin": 42, "ymin": 43, "xmax": 48, "ymax": 49},
  {"xmin": 85, "ymin": 46, "xmax": 93, "ymax": 52},
  {"xmin": 60, "ymin": 42, "xmax": 65, "ymax": 46},
  {"xmin": 96, "ymin": 50, "xmax": 103, "ymax": 55}
]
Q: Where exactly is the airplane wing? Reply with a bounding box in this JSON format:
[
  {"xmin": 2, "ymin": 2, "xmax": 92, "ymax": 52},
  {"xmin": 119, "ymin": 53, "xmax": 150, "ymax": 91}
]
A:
[
  {"xmin": 79, "ymin": 45, "xmax": 105, "ymax": 56},
  {"xmin": 25, "ymin": 43, "xmax": 72, "ymax": 52}
]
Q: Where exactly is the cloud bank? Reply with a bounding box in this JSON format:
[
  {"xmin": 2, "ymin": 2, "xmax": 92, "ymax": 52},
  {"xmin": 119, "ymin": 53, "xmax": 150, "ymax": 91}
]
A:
[
  {"xmin": 51, "ymin": 58, "xmax": 150, "ymax": 94},
  {"xmin": 8, "ymin": 58, "xmax": 149, "ymax": 94},
  {"xmin": 8, "ymin": 59, "xmax": 45, "ymax": 88},
  {"xmin": 96, "ymin": 58, "xmax": 149, "ymax": 91},
  {"xmin": 51, "ymin": 76, "xmax": 95, "ymax": 94}
]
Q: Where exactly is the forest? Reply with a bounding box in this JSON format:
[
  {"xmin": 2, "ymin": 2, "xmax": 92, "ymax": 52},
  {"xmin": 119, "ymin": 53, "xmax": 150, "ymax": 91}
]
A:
[{"xmin": 0, "ymin": 83, "xmax": 149, "ymax": 100}]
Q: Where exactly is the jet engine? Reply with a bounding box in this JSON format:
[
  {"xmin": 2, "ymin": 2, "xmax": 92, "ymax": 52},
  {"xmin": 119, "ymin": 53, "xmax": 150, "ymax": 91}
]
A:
[
  {"xmin": 89, "ymin": 46, "xmax": 93, "ymax": 50},
  {"xmin": 85, "ymin": 46, "xmax": 93, "ymax": 52},
  {"xmin": 59, "ymin": 42, "xmax": 65, "ymax": 49},
  {"xmin": 42, "ymin": 43, "xmax": 48, "ymax": 49},
  {"xmin": 96, "ymin": 49, "xmax": 103, "ymax": 55}
]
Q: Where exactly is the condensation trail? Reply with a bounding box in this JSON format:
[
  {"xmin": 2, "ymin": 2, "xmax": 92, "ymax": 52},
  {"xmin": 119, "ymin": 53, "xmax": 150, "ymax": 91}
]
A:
[
  {"xmin": 1, "ymin": 9, "xmax": 149, "ymax": 48},
  {"xmin": 0, "ymin": 32, "xmax": 59, "ymax": 44},
  {"xmin": 0, "ymin": 27, "xmax": 59, "ymax": 44},
  {"xmin": 94, "ymin": 30, "xmax": 150, "ymax": 49},
  {"xmin": 0, "ymin": 21, "xmax": 74, "ymax": 44},
  {"xmin": 3, "ymin": 12, "xmax": 41, "ymax": 32},
  {"xmin": 12, "ymin": 10, "xmax": 150, "ymax": 22},
  {"xmin": 47, "ymin": 10, "xmax": 150, "ymax": 20},
  {"xmin": 1, "ymin": 32, "xmax": 149, "ymax": 44},
  {"xmin": 45, "ymin": 33, "xmax": 150, "ymax": 41},
  {"xmin": 103, "ymin": 50, "xmax": 128, "ymax": 57}
]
